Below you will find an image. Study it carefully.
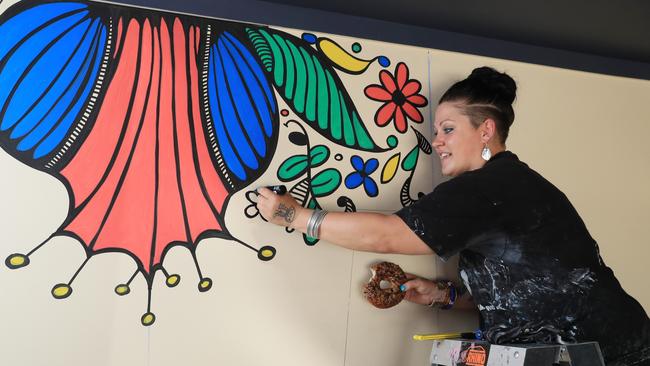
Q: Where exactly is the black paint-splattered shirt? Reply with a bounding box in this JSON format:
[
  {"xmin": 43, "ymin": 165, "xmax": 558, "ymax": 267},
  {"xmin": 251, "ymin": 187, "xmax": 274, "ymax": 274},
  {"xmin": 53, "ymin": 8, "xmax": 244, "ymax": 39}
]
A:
[{"xmin": 396, "ymin": 151, "xmax": 650, "ymax": 364}]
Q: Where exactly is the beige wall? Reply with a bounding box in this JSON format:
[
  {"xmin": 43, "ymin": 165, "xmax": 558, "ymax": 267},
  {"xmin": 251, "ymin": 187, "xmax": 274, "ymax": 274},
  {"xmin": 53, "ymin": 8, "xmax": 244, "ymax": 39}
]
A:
[{"xmin": 0, "ymin": 3, "xmax": 648, "ymax": 365}]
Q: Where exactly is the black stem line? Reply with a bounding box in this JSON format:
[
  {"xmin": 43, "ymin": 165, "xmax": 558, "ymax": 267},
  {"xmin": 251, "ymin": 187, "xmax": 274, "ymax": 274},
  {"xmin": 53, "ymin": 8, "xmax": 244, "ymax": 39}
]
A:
[
  {"xmin": 126, "ymin": 269, "xmax": 139, "ymax": 285},
  {"xmin": 191, "ymin": 250, "xmax": 204, "ymax": 280},
  {"xmin": 25, "ymin": 233, "xmax": 56, "ymax": 256},
  {"xmin": 67, "ymin": 256, "xmax": 90, "ymax": 285}
]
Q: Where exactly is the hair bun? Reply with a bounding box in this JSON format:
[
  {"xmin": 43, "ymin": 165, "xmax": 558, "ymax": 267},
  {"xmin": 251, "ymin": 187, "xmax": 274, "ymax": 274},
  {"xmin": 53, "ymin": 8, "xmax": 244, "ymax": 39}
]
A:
[{"xmin": 469, "ymin": 66, "xmax": 517, "ymax": 104}]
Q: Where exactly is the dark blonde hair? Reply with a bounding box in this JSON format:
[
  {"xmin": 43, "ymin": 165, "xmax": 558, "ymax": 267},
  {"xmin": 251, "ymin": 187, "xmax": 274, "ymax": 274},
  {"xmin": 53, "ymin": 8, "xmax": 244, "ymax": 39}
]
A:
[{"xmin": 439, "ymin": 67, "xmax": 517, "ymax": 143}]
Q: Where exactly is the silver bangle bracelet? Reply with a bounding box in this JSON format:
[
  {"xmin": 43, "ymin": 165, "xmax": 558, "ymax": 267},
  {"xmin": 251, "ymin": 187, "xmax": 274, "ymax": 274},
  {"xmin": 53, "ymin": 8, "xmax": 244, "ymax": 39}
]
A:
[
  {"xmin": 312, "ymin": 210, "xmax": 328, "ymax": 239},
  {"xmin": 306, "ymin": 210, "xmax": 319, "ymax": 238},
  {"xmin": 306, "ymin": 209, "xmax": 328, "ymax": 238}
]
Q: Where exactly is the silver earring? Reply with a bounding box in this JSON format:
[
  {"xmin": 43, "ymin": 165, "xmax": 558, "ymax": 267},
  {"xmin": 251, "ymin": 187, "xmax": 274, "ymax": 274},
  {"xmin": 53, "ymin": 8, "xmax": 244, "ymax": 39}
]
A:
[{"xmin": 481, "ymin": 144, "xmax": 492, "ymax": 161}]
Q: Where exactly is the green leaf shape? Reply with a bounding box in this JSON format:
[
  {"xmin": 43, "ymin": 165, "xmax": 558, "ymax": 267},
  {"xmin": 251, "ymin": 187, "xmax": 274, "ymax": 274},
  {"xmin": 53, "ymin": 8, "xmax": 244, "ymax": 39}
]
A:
[
  {"xmin": 401, "ymin": 146, "xmax": 419, "ymax": 172},
  {"xmin": 277, "ymin": 155, "xmax": 309, "ymax": 181},
  {"xmin": 311, "ymin": 168, "xmax": 342, "ymax": 197},
  {"xmin": 304, "ymin": 234, "xmax": 319, "ymax": 246},
  {"xmin": 309, "ymin": 145, "xmax": 329, "ymax": 168},
  {"xmin": 245, "ymin": 27, "xmax": 384, "ymax": 152},
  {"xmin": 246, "ymin": 28, "xmax": 273, "ymax": 72}
]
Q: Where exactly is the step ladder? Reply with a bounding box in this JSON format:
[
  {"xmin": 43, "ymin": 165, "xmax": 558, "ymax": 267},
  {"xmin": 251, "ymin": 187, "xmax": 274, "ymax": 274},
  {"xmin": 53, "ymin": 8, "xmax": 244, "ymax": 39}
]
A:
[{"xmin": 429, "ymin": 339, "xmax": 604, "ymax": 366}]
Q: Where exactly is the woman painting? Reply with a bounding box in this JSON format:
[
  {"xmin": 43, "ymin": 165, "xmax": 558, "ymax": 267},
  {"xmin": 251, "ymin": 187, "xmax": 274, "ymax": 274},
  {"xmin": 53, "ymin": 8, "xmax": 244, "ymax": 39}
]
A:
[{"xmin": 257, "ymin": 67, "xmax": 650, "ymax": 365}]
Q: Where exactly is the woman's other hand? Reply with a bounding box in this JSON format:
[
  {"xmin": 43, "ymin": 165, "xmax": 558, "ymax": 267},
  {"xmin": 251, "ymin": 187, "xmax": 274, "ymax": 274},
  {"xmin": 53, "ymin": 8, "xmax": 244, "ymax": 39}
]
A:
[{"xmin": 401, "ymin": 273, "xmax": 447, "ymax": 306}]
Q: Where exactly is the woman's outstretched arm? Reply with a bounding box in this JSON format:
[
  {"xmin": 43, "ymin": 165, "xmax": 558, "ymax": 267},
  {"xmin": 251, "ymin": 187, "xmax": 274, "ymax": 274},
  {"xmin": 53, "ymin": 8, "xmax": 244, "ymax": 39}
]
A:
[{"xmin": 256, "ymin": 187, "xmax": 432, "ymax": 255}]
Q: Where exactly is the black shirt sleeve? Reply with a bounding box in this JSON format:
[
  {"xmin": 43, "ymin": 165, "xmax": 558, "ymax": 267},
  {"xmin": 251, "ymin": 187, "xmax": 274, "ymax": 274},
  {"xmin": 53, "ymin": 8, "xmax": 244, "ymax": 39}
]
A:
[{"xmin": 395, "ymin": 173, "xmax": 501, "ymax": 260}]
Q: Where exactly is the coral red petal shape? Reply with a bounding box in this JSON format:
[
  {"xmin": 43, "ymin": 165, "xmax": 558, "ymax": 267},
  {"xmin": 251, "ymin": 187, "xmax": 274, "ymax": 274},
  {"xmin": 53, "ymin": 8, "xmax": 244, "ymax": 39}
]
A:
[
  {"xmin": 402, "ymin": 102, "xmax": 424, "ymax": 123},
  {"xmin": 63, "ymin": 19, "xmax": 151, "ymax": 252},
  {"xmin": 364, "ymin": 85, "xmax": 392, "ymax": 101},
  {"xmin": 61, "ymin": 19, "xmax": 141, "ymax": 208},
  {"xmin": 395, "ymin": 62, "xmax": 409, "ymax": 90},
  {"xmin": 379, "ymin": 70, "xmax": 397, "ymax": 94},
  {"xmin": 407, "ymin": 94, "xmax": 428, "ymax": 107},
  {"xmin": 154, "ymin": 18, "xmax": 188, "ymax": 265},
  {"xmin": 375, "ymin": 102, "xmax": 397, "ymax": 127},
  {"xmin": 401, "ymin": 80, "xmax": 421, "ymax": 97},
  {"xmin": 394, "ymin": 106, "xmax": 407, "ymax": 133},
  {"xmin": 61, "ymin": 17, "xmax": 227, "ymax": 274}
]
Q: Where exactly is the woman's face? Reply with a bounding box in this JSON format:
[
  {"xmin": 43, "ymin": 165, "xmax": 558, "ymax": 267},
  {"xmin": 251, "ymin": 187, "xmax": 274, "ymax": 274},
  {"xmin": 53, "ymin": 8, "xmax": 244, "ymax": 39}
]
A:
[{"xmin": 432, "ymin": 102, "xmax": 487, "ymax": 177}]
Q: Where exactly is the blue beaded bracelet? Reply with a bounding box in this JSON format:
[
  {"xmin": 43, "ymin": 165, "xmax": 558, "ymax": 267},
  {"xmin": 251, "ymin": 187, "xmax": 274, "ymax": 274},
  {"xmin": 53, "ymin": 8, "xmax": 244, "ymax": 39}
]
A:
[{"xmin": 440, "ymin": 282, "xmax": 456, "ymax": 310}]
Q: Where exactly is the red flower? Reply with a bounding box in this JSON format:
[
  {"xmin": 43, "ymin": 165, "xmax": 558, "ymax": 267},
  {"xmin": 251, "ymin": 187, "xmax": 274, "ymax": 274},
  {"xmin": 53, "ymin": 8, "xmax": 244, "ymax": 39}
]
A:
[{"xmin": 364, "ymin": 62, "xmax": 428, "ymax": 133}]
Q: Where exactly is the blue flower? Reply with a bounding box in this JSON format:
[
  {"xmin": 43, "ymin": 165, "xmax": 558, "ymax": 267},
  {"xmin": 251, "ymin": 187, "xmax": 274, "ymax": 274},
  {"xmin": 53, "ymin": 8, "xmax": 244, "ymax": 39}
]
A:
[{"xmin": 345, "ymin": 155, "xmax": 379, "ymax": 197}]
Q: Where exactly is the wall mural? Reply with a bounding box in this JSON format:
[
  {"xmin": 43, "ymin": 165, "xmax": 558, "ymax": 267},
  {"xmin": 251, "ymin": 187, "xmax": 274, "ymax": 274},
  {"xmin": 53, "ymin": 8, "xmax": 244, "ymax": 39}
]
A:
[{"xmin": 0, "ymin": 0, "xmax": 431, "ymax": 326}]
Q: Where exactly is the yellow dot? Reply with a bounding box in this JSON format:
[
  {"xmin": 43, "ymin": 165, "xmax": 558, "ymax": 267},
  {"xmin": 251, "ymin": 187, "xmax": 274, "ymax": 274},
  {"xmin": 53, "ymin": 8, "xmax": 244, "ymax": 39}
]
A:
[
  {"xmin": 166, "ymin": 274, "xmax": 180, "ymax": 287},
  {"xmin": 52, "ymin": 284, "xmax": 72, "ymax": 299},
  {"xmin": 257, "ymin": 246, "xmax": 276, "ymax": 261},
  {"xmin": 141, "ymin": 312, "xmax": 156, "ymax": 326},
  {"xmin": 6, "ymin": 253, "xmax": 29, "ymax": 269},
  {"xmin": 198, "ymin": 278, "xmax": 212, "ymax": 292},
  {"xmin": 115, "ymin": 284, "xmax": 130, "ymax": 296}
]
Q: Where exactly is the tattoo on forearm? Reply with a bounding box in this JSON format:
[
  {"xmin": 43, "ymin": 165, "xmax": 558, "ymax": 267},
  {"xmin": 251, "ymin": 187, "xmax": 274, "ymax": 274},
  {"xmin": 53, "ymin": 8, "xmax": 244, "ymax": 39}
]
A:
[{"xmin": 273, "ymin": 203, "xmax": 295, "ymax": 224}]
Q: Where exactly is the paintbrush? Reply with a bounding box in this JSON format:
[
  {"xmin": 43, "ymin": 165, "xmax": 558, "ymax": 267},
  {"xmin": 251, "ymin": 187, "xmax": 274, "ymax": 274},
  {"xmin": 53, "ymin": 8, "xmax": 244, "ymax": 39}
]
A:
[{"xmin": 413, "ymin": 330, "xmax": 482, "ymax": 341}]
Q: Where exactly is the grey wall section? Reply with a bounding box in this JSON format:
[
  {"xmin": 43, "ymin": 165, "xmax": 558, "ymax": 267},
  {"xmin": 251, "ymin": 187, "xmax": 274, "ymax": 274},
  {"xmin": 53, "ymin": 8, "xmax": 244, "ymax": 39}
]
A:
[{"xmin": 106, "ymin": 0, "xmax": 650, "ymax": 80}]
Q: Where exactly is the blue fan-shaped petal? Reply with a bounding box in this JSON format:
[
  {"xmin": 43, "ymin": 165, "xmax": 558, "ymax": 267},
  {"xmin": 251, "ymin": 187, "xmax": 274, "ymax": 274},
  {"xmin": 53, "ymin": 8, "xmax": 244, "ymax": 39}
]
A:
[
  {"xmin": 17, "ymin": 25, "xmax": 94, "ymax": 151},
  {"xmin": 0, "ymin": 2, "xmax": 107, "ymax": 161},
  {"xmin": 207, "ymin": 45, "xmax": 246, "ymax": 180},
  {"xmin": 0, "ymin": 10, "xmax": 89, "ymax": 130},
  {"xmin": 344, "ymin": 172, "xmax": 363, "ymax": 189},
  {"xmin": 34, "ymin": 22, "xmax": 106, "ymax": 158},
  {"xmin": 364, "ymin": 158, "xmax": 379, "ymax": 174},
  {"xmin": 218, "ymin": 38, "xmax": 263, "ymax": 163},
  {"xmin": 221, "ymin": 33, "xmax": 274, "ymax": 140},
  {"xmin": 222, "ymin": 32, "xmax": 276, "ymax": 125},
  {"xmin": 9, "ymin": 19, "xmax": 100, "ymax": 139},
  {"xmin": 212, "ymin": 45, "xmax": 257, "ymax": 179},
  {"xmin": 363, "ymin": 177, "xmax": 378, "ymax": 197},
  {"xmin": 9, "ymin": 18, "xmax": 95, "ymax": 139},
  {"xmin": 350, "ymin": 155, "xmax": 364, "ymax": 172},
  {"xmin": 0, "ymin": 2, "xmax": 87, "ymax": 62},
  {"xmin": 207, "ymin": 32, "xmax": 278, "ymax": 183}
]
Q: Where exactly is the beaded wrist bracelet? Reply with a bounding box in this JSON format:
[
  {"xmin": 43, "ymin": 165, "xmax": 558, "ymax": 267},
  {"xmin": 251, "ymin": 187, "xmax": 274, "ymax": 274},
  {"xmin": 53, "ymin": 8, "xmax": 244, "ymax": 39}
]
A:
[
  {"xmin": 441, "ymin": 283, "xmax": 456, "ymax": 310},
  {"xmin": 428, "ymin": 281, "xmax": 456, "ymax": 309}
]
